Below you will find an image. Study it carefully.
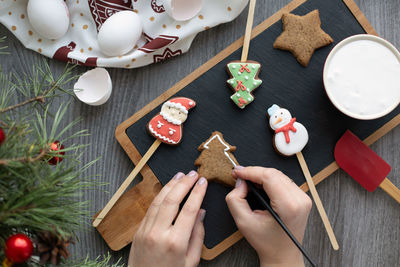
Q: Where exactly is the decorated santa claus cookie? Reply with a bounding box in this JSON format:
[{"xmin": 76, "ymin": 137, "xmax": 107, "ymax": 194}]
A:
[
  {"xmin": 147, "ymin": 97, "xmax": 196, "ymax": 145},
  {"xmin": 267, "ymin": 104, "xmax": 308, "ymax": 156}
]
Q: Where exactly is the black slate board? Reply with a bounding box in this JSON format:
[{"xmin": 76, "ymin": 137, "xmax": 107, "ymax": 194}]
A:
[{"xmin": 126, "ymin": 0, "xmax": 400, "ymax": 249}]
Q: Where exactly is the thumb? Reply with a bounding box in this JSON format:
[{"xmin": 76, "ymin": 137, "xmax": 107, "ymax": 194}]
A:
[
  {"xmin": 225, "ymin": 178, "xmax": 254, "ymax": 229},
  {"xmin": 186, "ymin": 209, "xmax": 206, "ymax": 267}
]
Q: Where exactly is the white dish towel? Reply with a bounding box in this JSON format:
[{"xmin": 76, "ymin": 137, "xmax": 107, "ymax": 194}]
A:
[{"xmin": 0, "ymin": 0, "xmax": 248, "ymax": 68}]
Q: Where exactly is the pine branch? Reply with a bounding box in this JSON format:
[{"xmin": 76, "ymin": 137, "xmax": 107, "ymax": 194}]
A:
[
  {"xmin": 0, "ymin": 83, "xmax": 57, "ymax": 113},
  {"xmin": 0, "ymin": 36, "xmax": 7, "ymax": 54},
  {"xmin": 0, "ymin": 95, "xmax": 45, "ymax": 113},
  {"xmin": 0, "ymin": 146, "xmax": 48, "ymax": 165},
  {"xmin": 0, "ymin": 51, "xmax": 118, "ymax": 266}
]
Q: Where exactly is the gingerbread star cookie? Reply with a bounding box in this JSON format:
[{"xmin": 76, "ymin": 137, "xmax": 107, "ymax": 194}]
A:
[
  {"xmin": 273, "ymin": 10, "xmax": 333, "ymax": 67},
  {"xmin": 194, "ymin": 131, "xmax": 238, "ymax": 187}
]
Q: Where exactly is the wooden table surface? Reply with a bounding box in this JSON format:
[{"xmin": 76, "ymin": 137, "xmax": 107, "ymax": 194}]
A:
[{"xmin": 1, "ymin": 0, "xmax": 399, "ymax": 266}]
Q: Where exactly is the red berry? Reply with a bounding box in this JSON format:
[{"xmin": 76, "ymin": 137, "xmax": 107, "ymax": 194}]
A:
[
  {"xmin": 0, "ymin": 127, "xmax": 5, "ymax": 145},
  {"xmin": 4, "ymin": 233, "xmax": 33, "ymax": 263},
  {"xmin": 48, "ymin": 141, "xmax": 65, "ymax": 165}
]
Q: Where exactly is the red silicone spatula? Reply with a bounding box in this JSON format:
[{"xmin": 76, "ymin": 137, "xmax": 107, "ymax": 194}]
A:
[{"xmin": 334, "ymin": 130, "xmax": 400, "ymax": 203}]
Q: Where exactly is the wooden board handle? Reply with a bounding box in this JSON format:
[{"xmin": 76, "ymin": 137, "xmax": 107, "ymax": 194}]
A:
[
  {"xmin": 296, "ymin": 152, "xmax": 339, "ymax": 250},
  {"xmin": 241, "ymin": 0, "xmax": 257, "ymax": 62},
  {"xmin": 93, "ymin": 139, "xmax": 162, "ymax": 227},
  {"xmin": 379, "ymin": 178, "xmax": 400, "ymax": 204}
]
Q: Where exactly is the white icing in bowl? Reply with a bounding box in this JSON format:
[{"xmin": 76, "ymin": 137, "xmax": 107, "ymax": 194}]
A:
[{"xmin": 323, "ymin": 34, "xmax": 400, "ymax": 120}]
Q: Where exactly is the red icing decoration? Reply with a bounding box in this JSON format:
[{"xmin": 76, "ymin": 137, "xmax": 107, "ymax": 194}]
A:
[
  {"xmin": 238, "ymin": 97, "xmax": 248, "ymax": 107},
  {"xmin": 235, "ymin": 80, "xmax": 246, "ymax": 91},
  {"xmin": 239, "ymin": 64, "xmax": 251, "ymax": 73},
  {"xmin": 148, "ymin": 114, "xmax": 183, "ymax": 144},
  {"xmin": 275, "ymin": 118, "xmax": 297, "ymax": 144}
]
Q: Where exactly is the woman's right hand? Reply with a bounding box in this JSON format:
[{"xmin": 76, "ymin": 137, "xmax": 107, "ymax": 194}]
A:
[{"xmin": 226, "ymin": 166, "xmax": 312, "ymax": 267}]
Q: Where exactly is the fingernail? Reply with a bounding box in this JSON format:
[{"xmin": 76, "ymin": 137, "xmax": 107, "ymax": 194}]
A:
[
  {"xmin": 187, "ymin": 170, "xmax": 197, "ymax": 177},
  {"xmin": 235, "ymin": 178, "xmax": 242, "ymax": 188},
  {"xmin": 199, "ymin": 209, "xmax": 206, "ymax": 222},
  {"xmin": 234, "ymin": 165, "xmax": 244, "ymax": 170},
  {"xmin": 174, "ymin": 172, "xmax": 184, "ymax": 180},
  {"xmin": 197, "ymin": 177, "xmax": 206, "ymax": 185}
]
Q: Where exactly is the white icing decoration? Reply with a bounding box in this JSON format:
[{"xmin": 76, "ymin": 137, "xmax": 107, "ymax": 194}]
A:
[
  {"xmin": 246, "ymin": 89, "xmax": 250, "ymax": 92},
  {"xmin": 269, "ymin": 107, "xmax": 309, "ymax": 156},
  {"xmin": 189, "ymin": 101, "xmax": 194, "ymax": 106},
  {"xmin": 252, "ymin": 65, "xmax": 256, "ymax": 69},
  {"xmin": 236, "ymin": 93, "xmax": 240, "ymax": 97},
  {"xmin": 237, "ymin": 71, "xmax": 241, "ymax": 75},
  {"xmin": 232, "ymin": 65, "xmax": 236, "ymax": 69},
  {"xmin": 160, "ymin": 110, "xmax": 182, "ymax": 125},
  {"xmin": 164, "ymin": 101, "xmax": 188, "ymax": 114},
  {"xmin": 248, "ymin": 97, "xmax": 251, "ymax": 100},
  {"xmin": 203, "ymin": 133, "xmax": 236, "ymax": 167},
  {"xmin": 229, "ymin": 80, "xmax": 234, "ymax": 84},
  {"xmin": 245, "ymin": 76, "xmax": 249, "ymax": 80},
  {"xmin": 148, "ymin": 124, "xmax": 178, "ymax": 144},
  {"xmin": 168, "ymin": 128, "xmax": 176, "ymax": 136},
  {"xmin": 253, "ymin": 82, "xmax": 257, "ymax": 85},
  {"xmin": 157, "ymin": 121, "xmax": 164, "ymax": 129}
]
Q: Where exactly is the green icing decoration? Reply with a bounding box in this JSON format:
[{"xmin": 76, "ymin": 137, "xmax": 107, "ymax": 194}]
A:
[{"xmin": 226, "ymin": 61, "xmax": 262, "ymax": 109}]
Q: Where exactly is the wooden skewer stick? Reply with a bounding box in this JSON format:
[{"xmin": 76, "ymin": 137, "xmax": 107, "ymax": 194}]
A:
[
  {"xmin": 93, "ymin": 139, "xmax": 162, "ymax": 227},
  {"xmin": 241, "ymin": 0, "xmax": 257, "ymax": 62},
  {"xmin": 296, "ymin": 152, "xmax": 340, "ymax": 250},
  {"xmin": 379, "ymin": 178, "xmax": 400, "ymax": 204}
]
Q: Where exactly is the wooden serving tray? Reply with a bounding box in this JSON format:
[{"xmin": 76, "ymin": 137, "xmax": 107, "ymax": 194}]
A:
[{"xmin": 96, "ymin": 0, "xmax": 400, "ymax": 260}]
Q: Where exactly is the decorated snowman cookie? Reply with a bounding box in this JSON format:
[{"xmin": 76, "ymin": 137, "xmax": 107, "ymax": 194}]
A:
[
  {"xmin": 267, "ymin": 104, "xmax": 308, "ymax": 156},
  {"xmin": 147, "ymin": 97, "xmax": 196, "ymax": 145}
]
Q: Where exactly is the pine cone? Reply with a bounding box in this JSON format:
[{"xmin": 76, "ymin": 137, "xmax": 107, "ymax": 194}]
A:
[{"xmin": 36, "ymin": 231, "xmax": 71, "ymax": 265}]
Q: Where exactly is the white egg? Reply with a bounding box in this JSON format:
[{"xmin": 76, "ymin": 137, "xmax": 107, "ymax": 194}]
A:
[
  {"xmin": 162, "ymin": 0, "xmax": 203, "ymax": 21},
  {"xmin": 74, "ymin": 68, "xmax": 112, "ymax": 106},
  {"xmin": 98, "ymin": 11, "xmax": 142, "ymax": 57},
  {"xmin": 27, "ymin": 0, "xmax": 69, "ymax": 40}
]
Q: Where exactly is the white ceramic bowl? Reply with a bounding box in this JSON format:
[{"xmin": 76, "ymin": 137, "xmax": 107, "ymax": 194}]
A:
[{"xmin": 323, "ymin": 34, "xmax": 400, "ymax": 120}]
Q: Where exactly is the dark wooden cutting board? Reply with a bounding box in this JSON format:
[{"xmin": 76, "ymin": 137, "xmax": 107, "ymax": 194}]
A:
[{"xmin": 96, "ymin": 0, "xmax": 400, "ymax": 259}]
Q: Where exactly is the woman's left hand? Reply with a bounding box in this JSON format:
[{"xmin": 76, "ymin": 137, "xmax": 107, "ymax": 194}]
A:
[{"xmin": 128, "ymin": 171, "xmax": 207, "ymax": 267}]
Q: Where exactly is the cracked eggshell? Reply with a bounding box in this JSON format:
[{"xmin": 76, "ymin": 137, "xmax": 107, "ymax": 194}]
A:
[
  {"xmin": 74, "ymin": 68, "xmax": 112, "ymax": 106},
  {"xmin": 27, "ymin": 0, "xmax": 69, "ymax": 40},
  {"xmin": 161, "ymin": 0, "xmax": 203, "ymax": 21},
  {"xmin": 98, "ymin": 11, "xmax": 142, "ymax": 57}
]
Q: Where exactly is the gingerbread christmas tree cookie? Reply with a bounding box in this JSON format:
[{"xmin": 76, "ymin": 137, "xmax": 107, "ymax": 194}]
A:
[
  {"xmin": 226, "ymin": 60, "xmax": 262, "ymax": 109},
  {"xmin": 194, "ymin": 131, "xmax": 238, "ymax": 187},
  {"xmin": 273, "ymin": 10, "xmax": 333, "ymax": 67}
]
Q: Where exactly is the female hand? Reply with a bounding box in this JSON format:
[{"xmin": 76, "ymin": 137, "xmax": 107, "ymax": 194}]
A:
[
  {"xmin": 226, "ymin": 166, "xmax": 312, "ymax": 267},
  {"xmin": 128, "ymin": 171, "xmax": 207, "ymax": 267}
]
